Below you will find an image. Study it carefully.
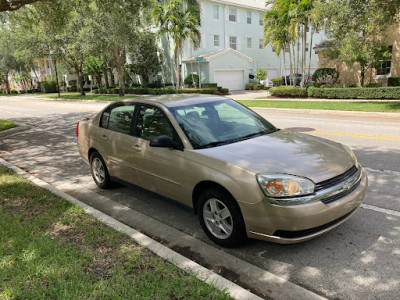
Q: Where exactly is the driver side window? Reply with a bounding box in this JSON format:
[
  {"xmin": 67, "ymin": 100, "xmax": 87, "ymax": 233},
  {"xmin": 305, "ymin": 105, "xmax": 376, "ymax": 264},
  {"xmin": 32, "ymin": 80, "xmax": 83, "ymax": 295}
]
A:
[{"xmin": 136, "ymin": 105, "xmax": 174, "ymax": 140}]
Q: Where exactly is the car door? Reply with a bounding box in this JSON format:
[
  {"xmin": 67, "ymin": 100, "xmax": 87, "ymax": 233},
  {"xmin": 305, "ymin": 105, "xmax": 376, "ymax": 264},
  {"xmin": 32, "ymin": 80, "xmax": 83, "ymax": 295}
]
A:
[
  {"xmin": 98, "ymin": 103, "xmax": 143, "ymax": 186},
  {"xmin": 129, "ymin": 104, "xmax": 185, "ymax": 200}
]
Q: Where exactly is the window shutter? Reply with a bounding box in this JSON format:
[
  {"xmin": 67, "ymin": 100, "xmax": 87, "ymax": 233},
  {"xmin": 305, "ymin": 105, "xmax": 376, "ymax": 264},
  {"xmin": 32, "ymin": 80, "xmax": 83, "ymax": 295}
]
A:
[
  {"xmin": 200, "ymin": 2, "xmax": 205, "ymax": 19},
  {"xmin": 225, "ymin": 35, "xmax": 229, "ymax": 48},
  {"xmin": 237, "ymin": 9, "xmax": 240, "ymax": 23},
  {"xmin": 238, "ymin": 37, "xmax": 241, "ymax": 50},
  {"xmin": 225, "ymin": 6, "xmax": 229, "ymax": 21}
]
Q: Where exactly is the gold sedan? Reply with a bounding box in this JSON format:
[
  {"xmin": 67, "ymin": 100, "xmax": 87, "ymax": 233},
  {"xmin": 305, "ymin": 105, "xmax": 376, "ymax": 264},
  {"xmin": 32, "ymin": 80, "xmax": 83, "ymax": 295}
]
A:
[{"xmin": 77, "ymin": 95, "xmax": 368, "ymax": 247}]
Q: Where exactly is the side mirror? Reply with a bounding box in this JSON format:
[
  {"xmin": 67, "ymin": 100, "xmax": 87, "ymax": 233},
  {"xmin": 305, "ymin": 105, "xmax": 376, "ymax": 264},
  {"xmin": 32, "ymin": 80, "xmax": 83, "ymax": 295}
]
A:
[{"xmin": 149, "ymin": 135, "xmax": 178, "ymax": 149}]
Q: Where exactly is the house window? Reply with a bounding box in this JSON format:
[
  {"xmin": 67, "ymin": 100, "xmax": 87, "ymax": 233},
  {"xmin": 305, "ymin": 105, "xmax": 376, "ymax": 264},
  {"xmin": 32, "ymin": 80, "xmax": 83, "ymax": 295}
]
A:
[
  {"xmin": 229, "ymin": 36, "xmax": 237, "ymax": 50},
  {"xmin": 259, "ymin": 13, "xmax": 263, "ymax": 26},
  {"xmin": 229, "ymin": 8, "xmax": 237, "ymax": 22},
  {"xmin": 214, "ymin": 35, "xmax": 220, "ymax": 47},
  {"xmin": 272, "ymin": 46, "xmax": 276, "ymax": 52},
  {"xmin": 247, "ymin": 11, "xmax": 252, "ymax": 24},
  {"xmin": 213, "ymin": 5, "xmax": 219, "ymax": 20},
  {"xmin": 376, "ymin": 46, "xmax": 393, "ymax": 76},
  {"xmin": 247, "ymin": 37, "xmax": 252, "ymax": 48},
  {"xmin": 305, "ymin": 43, "xmax": 309, "ymax": 52},
  {"xmin": 285, "ymin": 47, "xmax": 290, "ymax": 53},
  {"xmin": 259, "ymin": 39, "xmax": 263, "ymax": 49}
]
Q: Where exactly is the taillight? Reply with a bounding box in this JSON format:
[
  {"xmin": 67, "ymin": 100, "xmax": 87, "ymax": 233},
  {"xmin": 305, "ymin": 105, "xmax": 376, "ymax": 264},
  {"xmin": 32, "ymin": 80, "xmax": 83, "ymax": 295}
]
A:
[{"xmin": 76, "ymin": 122, "xmax": 79, "ymax": 137}]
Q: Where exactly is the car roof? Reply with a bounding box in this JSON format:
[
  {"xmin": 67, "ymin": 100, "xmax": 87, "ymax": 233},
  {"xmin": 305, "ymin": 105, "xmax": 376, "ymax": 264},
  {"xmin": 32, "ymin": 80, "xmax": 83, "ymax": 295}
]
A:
[{"xmin": 119, "ymin": 94, "xmax": 229, "ymax": 108}]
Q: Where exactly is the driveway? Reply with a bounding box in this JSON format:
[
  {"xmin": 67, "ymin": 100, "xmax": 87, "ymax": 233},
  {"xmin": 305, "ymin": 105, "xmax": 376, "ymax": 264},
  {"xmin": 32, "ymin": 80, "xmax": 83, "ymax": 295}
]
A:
[{"xmin": 1, "ymin": 95, "xmax": 399, "ymax": 299}]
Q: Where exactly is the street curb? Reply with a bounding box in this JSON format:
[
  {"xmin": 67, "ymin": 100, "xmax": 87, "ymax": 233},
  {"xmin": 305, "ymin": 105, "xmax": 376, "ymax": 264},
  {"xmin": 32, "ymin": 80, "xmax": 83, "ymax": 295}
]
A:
[
  {"xmin": 0, "ymin": 158, "xmax": 264, "ymax": 300},
  {"xmin": 0, "ymin": 126, "xmax": 30, "ymax": 138}
]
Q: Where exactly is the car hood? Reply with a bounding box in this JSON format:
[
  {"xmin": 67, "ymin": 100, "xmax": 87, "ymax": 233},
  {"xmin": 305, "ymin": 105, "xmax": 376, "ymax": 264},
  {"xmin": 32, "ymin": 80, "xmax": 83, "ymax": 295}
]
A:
[{"xmin": 196, "ymin": 130, "xmax": 355, "ymax": 183}]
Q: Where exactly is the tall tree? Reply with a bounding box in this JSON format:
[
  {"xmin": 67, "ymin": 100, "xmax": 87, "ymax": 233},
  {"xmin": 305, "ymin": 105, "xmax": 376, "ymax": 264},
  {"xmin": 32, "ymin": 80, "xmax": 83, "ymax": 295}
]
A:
[
  {"xmin": 315, "ymin": 0, "xmax": 399, "ymax": 86},
  {"xmin": 128, "ymin": 31, "xmax": 163, "ymax": 88},
  {"xmin": 153, "ymin": 0, "xmax": 201, "ymax": 89}
]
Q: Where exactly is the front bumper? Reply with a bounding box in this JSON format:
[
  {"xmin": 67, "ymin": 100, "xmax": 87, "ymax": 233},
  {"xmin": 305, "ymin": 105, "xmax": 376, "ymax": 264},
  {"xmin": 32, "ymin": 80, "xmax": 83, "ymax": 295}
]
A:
[{"xmin": 244, "ymin": 167, "xmax": 368, "ymax": 244}]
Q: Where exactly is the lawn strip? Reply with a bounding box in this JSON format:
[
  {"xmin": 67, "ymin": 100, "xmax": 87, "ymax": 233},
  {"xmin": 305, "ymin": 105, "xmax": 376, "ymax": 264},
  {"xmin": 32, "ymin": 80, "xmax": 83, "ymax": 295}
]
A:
[
  {"xmin": 0, "ymin": 119, "xmax": 18, "ymax": 131},
  {"xmin": 238, "ymin": 100, "xmax": 400, "ymax": 112},
  {"xmin": 40, "ymin": 93, "xmax": 137, "ymax": 101},
  {"xmin": 0, "ymin": 166, "xmax": 231, "ymax": 299}
]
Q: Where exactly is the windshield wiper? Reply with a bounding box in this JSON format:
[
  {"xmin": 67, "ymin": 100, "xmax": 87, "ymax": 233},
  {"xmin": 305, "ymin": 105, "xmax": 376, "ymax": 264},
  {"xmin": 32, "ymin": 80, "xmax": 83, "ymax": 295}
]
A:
[{"xmin": 195, "ymin": 129, "xmax": 279, "ymax": 149}]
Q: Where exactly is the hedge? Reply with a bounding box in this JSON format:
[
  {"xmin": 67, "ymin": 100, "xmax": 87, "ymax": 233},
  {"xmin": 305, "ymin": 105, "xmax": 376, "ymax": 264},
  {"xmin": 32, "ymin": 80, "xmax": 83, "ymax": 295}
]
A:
[
  {"xmin": 388, "ymin": 77, "xmax": 400, "ymax": 87},
  {"xmin": 93, "ymin": 87, "xmax": 228, "ymax": 95},
  {"xmin": 269, "ymin": 86, "xmax": 308, "ymax": 97},
  {"xmin": 308, "ymin": 86, "xmax": 400, "ymax": 99}
]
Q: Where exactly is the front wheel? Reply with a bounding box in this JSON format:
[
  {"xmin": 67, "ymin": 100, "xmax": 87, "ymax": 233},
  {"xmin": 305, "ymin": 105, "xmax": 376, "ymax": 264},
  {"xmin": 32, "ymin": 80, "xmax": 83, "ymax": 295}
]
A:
[
  {"xmin": 90, "ymin": 152, "xmax": 111, "ymax": 189},
  {"xmin": 198, "ymin": 188, "xmax": 246, "ymax": 247}
]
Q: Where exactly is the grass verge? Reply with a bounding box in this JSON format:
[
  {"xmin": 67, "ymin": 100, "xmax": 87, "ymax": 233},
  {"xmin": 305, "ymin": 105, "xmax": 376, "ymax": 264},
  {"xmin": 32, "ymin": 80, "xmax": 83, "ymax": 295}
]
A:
[
  {"xmin": 0, "ymin": 120, "xmax": 18, "ymax": 131},
  {"xmin": 238, "ymin": 100, "xmax": 400, "ymax": 112},
  {"xmin": 0, "ymin": 165, "xmax": 231, "ymax": 299},
  {"xmin": 40, "ymin": 93, "xmax": 137, "ymax": 101}
]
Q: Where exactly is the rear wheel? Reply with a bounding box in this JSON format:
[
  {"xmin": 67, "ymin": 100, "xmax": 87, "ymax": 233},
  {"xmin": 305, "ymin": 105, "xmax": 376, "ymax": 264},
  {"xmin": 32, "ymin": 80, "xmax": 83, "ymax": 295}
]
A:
[
  {"xmin": 198, "ymin": 188, "xmax": 246, "ymax": 247},
  {"xmin": 90, "ymin": 152, "xmax": 111, "ymax": 189}
]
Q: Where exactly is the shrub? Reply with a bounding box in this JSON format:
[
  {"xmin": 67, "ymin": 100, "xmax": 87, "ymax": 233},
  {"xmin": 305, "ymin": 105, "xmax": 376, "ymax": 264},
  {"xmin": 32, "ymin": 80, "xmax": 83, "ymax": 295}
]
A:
[
  {"xmin": 19, "ymin": 90, "xmax": 27, "ymax": 94},
  {"xmin": 245, "ymin": 83, "xmax": 262, "ymax": 90},
  {"xmin": 312, "ymin": 68, "xmax": 339, "ymax": 84},
  {"xmin": 364, "ymin": 82, "xmax": 382, "ymax": 88},
  {"xmin": 39, "ymin": 81, "xmax": 58, "ymax": 93},
  {"xmin": 184, "ymin": 73, "xmax": 200, "ymax": 88},
  {"xmin": 346, "ymin": 83, "xmax": 358, "ymax": 88},
  {"xmin": 269, "ymin": 86, "xmax": 308, "ymax": 97},
  {"xmin": 256, "ymin": 68, "xmax": 267, "ymax": 81},
  {"xmin": 308, "ymin": 87, "xmax": 400, "ymax": 99},
  {"xmin": 10, "ymin": 88, "xmax": 18, "ymax": 94},
  {"xmin": 68, "ymin": 80, "xmax": 77, "ymax": 87},
  {"xmin": 202, "ymin": 83, "xmax": 218, "ymax": 88},
  {"xmin": 388, "ymin": 77, "xmax": 400, "ymax": 87},
  {"xmin": 272, "ymin": 78, "xmax": 283, "ymax": 87},
  {"xmin": 220, "ymin": 88, "xmax": 229, "ymax": 94}
]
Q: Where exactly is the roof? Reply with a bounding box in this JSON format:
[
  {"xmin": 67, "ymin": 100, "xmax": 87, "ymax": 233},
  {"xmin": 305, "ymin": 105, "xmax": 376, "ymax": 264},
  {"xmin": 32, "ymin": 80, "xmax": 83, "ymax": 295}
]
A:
[
  {"xmin": 313, "ymin": 39, "xmax": 335, "ymax": 53},
  {"xmin": 183, "ymin": 48, "xmax": 253, "ymax": 63},
  {"xmin": 121, "ymin": 94, "xmax": 229, "ymax": 108},
  {"xmin": 211, "ymin": 0, "xmax": 268, "ymax": 11}
]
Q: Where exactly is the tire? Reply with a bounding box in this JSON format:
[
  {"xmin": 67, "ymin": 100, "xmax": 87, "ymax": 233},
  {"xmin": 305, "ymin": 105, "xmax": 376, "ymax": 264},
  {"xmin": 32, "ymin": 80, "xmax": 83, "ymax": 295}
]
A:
[
  {"xmin": 198, "ymin": 188, "xmax": 247, "ymax": 247},
  {"xmin": 90, "ymin": 152, "xmax": 111, "ymax": 189}
]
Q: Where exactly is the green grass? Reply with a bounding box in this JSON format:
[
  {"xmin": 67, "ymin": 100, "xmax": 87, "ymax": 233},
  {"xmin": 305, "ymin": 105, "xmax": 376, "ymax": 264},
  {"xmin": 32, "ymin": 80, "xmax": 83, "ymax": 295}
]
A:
[
  {"xmin": 0, "ymin": 166, "xmax": 231, "ymax": 300},
  {"xmin": 238, "ymin": 100, "xmax": 400, "ymax": 112},
  {"xmin": 0, "ymin": 120, "xmax": 18, "ymax": 131},
  {"xmin": 41, "ymin": 92, "xmax": 137, "ymax": 101}
]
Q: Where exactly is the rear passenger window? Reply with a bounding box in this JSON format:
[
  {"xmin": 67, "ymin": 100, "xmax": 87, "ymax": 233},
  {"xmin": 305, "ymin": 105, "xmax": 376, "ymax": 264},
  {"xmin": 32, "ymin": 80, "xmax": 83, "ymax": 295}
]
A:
[{"xmin": 101, "ymin": 104, "xmax": 135, "ymax": 135}]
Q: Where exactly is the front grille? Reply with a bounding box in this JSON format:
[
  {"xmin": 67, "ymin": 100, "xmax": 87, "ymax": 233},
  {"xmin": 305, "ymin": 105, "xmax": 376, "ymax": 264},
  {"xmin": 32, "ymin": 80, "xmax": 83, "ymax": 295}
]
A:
[
  {"xmin": 321, "ymin": 179, "xmax": 361, "ymax": 204},
  {"xmin": 273, "ymin": 208, "xmax": 356, "ymax": 239},
  {"xmin": 315, "ymin": 165, "xmax": 358, "ymax": 192}
]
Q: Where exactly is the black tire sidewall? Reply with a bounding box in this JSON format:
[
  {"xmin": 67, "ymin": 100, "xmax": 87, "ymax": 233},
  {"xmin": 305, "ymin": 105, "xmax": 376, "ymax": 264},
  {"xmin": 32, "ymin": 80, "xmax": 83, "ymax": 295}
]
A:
[
  {"xmin": 90, "ymin": 152, "xmax": 111, "ymax": 189},
  {"xmin": 198, "ymin": 188, "xmax": 246, "ymax": 247}
]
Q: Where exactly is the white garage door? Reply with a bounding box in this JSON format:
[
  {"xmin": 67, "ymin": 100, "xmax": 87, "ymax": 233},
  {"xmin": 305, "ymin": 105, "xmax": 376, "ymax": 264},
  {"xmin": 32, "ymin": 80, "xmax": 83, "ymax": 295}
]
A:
[{"xmin": 214, "ymin": 70, "xmax": 244, "ymax": 91}]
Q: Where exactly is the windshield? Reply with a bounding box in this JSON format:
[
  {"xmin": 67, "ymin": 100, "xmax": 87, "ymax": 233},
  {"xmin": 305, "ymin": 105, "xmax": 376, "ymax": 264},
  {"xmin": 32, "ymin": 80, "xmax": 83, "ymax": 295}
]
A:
[{"xmin": 168, "ymin": 100, "xmax": 278, "ymax": 149}]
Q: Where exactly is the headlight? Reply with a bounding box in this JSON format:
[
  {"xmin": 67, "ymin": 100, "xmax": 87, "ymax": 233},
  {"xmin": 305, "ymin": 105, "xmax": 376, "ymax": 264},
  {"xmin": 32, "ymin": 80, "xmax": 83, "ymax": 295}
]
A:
[{"xmin": 256, "ymin": 174, "xmax": 315, "ymax": 198}]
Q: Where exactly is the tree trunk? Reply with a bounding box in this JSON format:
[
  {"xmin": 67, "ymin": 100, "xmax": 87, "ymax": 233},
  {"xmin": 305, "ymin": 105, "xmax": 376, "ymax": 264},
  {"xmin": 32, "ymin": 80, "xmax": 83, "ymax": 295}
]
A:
[
  {"xmin": 282, "ymin": 49, "xmax": 287, "ymax": 86},
  {"xmin": 287, "ymin": 42, "xmax": 293, "ymax": 87},
  {"xmin": 308, "ymin": 25, "xmax": 314, "ymax": 82},
  {"xmin": 174, "ymin": 46, "xmax": 181, "ymax": 89},
  {"xmin": 103, "ymin": 69, "xmax": 109, "ymax": 88},
  {"xmin": 5, "ymin": 71, "xmax": 10, "ymax": 94},
  {"xmin": 301, "ymin": 22, "xmax": 307, "ymax": 87},
  {"xmin": 142, "ymin": 74, "xmax": 149, "ymax": 88},
  {"xmin": 360, "ymin": 65, "xmax": 365, "ymax": 87},
  {"xmin": 77, "ymin": 70, "xmax": 85, "ymax": 96}
]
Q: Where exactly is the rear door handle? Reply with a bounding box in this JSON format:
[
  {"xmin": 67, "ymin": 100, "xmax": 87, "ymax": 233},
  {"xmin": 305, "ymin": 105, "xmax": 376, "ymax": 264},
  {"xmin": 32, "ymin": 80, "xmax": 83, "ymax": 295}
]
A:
[
  {"xmin": 132, "ymin": 145, "xmax": 142, "ymax": 152},
  {"xmin": 100, "ymin": 135, "xmax": 108, "ymax": 141}
]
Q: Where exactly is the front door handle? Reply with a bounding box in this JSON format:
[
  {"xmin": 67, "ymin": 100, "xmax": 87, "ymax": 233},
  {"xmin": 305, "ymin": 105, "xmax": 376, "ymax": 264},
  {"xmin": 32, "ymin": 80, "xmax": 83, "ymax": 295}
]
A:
[
  {"xmin": 132, "ymin": 145, "xmax": 142, "ymax": 152},
  {"xmin": 100, "ymin": 135, "xmax": 108, "ymax": 141}
]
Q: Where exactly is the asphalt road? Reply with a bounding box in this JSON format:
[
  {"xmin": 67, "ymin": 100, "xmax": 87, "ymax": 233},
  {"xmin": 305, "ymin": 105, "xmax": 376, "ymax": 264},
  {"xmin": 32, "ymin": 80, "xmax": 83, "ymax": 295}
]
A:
[{"xmin": 1, "ymin": 95, "xmax": 399, "ymax": 299}]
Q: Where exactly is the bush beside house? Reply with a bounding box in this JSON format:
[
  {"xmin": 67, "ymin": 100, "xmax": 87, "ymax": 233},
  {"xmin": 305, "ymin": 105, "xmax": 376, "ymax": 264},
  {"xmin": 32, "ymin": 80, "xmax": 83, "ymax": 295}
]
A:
[
  {"xmin": 269, "ymin": 86, "xmax": 308, "ymax": 97},
  {"xmin": 308, "ymin": 86, "xmax": 400, "ymax": 99}
]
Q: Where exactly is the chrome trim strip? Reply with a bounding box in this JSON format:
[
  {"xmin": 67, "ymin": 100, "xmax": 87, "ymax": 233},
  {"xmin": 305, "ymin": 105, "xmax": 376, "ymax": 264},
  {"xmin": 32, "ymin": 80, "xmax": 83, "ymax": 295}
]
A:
[{"xmin": 266, "ymin": 168, "xmax": 363, "ymax": 206}]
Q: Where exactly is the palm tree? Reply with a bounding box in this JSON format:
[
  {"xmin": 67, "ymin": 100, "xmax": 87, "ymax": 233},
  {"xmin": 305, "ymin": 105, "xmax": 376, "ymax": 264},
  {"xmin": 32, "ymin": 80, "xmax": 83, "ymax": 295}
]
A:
[{"xmin": 153, "ymin": 0, "xmax": 200, "ymax": 89}]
